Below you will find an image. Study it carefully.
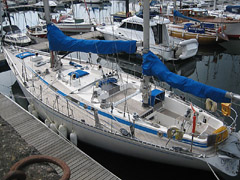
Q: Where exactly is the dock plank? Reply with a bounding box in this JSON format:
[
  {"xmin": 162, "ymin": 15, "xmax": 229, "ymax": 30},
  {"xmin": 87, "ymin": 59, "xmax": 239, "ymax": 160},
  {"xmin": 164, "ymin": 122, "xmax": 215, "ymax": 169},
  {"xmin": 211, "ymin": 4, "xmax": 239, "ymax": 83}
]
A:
[{"xmin": 0, "ymin": 94, "xmax": 119, "ymax": 180}]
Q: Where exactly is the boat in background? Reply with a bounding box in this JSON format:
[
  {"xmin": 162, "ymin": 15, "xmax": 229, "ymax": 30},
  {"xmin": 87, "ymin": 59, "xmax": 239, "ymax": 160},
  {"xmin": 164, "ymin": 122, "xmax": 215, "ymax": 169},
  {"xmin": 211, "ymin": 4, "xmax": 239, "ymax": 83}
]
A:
[
  {"xmin": 2, "ymin": 25, "xmax": 32, "ymax": 46},
  {"xmin": 171, "ymin": 8, "xmax": 240, "ymax": 39},
  {"xmin": 26, "ymin": 19, "xmax": 47, "ymax": 38},
  {"xmin": 97, "ymin": 15, "xmax": 198, "ymax": 61},
  {"xmin": 51, "ymin": 13, "xmax": 94, "ymax": 33},
  {"xmin": 167, "ymin": 10, "xmax": 230, "ymax": 45},
  {"xmin": 80, "ymin": 0, "xmax": 108, "ymax": 3},
  {"xmin": 167, "ymin": 22, "xmax": 228, "ymax": 45}
]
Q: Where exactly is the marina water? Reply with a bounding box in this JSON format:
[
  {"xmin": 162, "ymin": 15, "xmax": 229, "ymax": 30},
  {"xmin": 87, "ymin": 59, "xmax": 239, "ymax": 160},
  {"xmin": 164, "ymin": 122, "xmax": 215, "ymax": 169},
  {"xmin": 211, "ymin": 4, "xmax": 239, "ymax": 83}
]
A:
[{"xmin": 1, "ymin": 1, "xmax": 240, "ymax": 179}]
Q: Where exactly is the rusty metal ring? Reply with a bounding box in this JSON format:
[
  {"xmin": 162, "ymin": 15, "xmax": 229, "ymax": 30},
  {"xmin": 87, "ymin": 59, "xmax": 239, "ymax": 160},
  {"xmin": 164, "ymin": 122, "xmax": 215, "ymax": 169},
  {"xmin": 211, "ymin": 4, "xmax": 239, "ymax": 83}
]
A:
[{"xmin": 8, "ymin": 155, "xmax": 70, "ymax": 180}]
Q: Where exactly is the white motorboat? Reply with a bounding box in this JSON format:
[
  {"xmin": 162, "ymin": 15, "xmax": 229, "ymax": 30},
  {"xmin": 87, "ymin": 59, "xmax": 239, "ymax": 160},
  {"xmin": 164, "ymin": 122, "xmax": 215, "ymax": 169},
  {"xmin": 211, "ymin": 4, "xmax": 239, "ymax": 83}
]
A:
[
  {"xmin": 53, "ymin": 14, "xmax": 94, "ymax": 33},
  {"xmin": 26, "ymin": 20, "xmax": 47, "ymax": 38},
  {"xmin": 96, "ymin": 15, "xmax": 198, "ymax": 61},
  {"xmin": 3, "ymin": 0, "xmax": 240, "ymax": 177},
  {"xmin": 2, "ymin": 25, "xmax": 32, "ymax": 46}
]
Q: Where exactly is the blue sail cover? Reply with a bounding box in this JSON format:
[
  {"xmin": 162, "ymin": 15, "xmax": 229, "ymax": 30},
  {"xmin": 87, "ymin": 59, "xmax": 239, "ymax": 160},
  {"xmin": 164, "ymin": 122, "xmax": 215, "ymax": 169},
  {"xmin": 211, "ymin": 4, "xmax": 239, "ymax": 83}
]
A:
[
  {"xmin": 173, "ymin": 10, "xmax": 200, "ymax": 23},
  {"xmin": 47, "ymin": 24, "xmax": 136, "ymax": 54},
  {"xmin": 142, "ymin": 51, "xmax": 230, "ymax": 103}
]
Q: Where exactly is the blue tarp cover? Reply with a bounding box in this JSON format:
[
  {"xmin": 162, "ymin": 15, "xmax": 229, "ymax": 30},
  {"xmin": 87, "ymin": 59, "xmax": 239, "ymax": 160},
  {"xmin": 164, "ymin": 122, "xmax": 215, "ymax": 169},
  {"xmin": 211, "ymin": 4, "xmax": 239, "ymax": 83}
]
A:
[
  {"xmin": 68, "ymin": 69, "xmax": 89, "ymax": 78},
  {"xmin": 16, "ymin": 52, "xmax": 35, "ymax": 59},
  {"xmin": 149, "ymin": 89, "xmax": 164, "ymax": 107},
  {"xmin": 69, "ymin": 61, "xmax": 82, "ymax": 67},
  {"xmin": 142, "ymin": 51, "xmax": 230, "ymax": 103},
  {"xmin": 47, "ymin": 24, "xmax": 136, "ymax": 54},
  {"xmin": 173, "ymin": 10, "xmax": 200, "ymax": 23},
  {"xmin": 98, "ymin": 78, "xmax": 118, "ymax": 87}
]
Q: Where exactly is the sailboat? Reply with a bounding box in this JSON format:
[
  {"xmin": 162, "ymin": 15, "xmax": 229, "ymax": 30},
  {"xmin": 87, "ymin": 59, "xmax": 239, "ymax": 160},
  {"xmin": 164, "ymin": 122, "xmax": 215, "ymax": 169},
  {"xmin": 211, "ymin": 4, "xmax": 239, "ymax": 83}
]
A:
[
  {"xmin": 167, "ymin": 10, "xmax": 229, "ymax": 45},
  {"xmin": 2, "ymin": 0, "xmax": 240, "ymax": 177},
  {"xmin": 37, "ymin": 1, "xmax": 94, "ymax": 33}
]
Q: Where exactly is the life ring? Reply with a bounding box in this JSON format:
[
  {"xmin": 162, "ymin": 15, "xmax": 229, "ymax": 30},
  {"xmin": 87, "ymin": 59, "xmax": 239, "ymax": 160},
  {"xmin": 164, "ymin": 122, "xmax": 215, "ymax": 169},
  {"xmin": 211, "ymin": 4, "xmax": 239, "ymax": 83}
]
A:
[{"xmin": 205, "ymin": 98, "xmax": 217, "ymax": 112}]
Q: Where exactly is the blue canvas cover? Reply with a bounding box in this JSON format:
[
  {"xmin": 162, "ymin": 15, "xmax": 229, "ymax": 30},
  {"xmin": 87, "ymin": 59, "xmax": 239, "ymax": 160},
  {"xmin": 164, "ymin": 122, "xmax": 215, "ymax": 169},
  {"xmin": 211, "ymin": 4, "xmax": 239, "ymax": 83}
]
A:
[
  {"xmin": 98, "ymin": 78, "xmax": 118, "ymax": 87},
  {"xmin": 149, "ymin": 89, "xmax": 164, "ymax": 107},
  {"xmin": 68, "ymin": 69, "xmax": 89, "ymax": 78},
  {"xmin": 47, "ymin": 24, "xmax": 136, "ymax": 54},
  {"xmin": 69, "ymin": 61, "xmax": 82, "ymax": 68},
  {"xmin": 16, "ymin": 52, "xmax": 35, "ymax": 59},
  {"xmin": 142, "ymin": 51, "xmax": 230, "ymax": 103},
  {"xmin": 174, "ymin": 10, "xmax": 200, "ymax": 23}
]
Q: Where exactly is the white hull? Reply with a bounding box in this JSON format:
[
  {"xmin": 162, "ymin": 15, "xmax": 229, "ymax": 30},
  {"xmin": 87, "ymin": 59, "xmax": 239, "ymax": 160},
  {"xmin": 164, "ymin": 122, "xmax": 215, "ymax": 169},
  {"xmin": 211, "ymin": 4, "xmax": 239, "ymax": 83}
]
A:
[
  {"xmin": 225, "ymin": 23, "xmax": 240, "ymax": 38},
  {"xmin": 81, "ymin": 0, "xmax": 104, "ymax": 3},
  {"xmin": 99, "ymin": 31, "xmax": 198, "ymax": 61},
  {"xmin": 17, "ymin": 78, "xmax": 209, "ymax": 170},
  {"xmin": 96, "ymin": 16, "xmax": 198, "ymax": 61},
  {"xmin": 56, "ymin": 23, "xmax": 93, "ymax": 33}
]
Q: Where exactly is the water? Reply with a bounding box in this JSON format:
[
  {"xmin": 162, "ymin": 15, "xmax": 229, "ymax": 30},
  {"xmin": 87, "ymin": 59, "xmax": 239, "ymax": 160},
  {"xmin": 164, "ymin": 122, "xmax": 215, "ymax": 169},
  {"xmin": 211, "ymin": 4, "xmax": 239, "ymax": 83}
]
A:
[{"xmin": 1, "ymin": 1, "xmax": 240, "ymax": 179}]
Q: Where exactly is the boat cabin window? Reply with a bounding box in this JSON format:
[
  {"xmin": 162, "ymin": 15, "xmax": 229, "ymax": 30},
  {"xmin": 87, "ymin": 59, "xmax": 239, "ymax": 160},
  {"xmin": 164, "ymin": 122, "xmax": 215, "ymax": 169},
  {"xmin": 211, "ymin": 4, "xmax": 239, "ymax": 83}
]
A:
[
  {"xmin": 18, "ymin": 36, "xmax": 28, "ymax": 41},
  {"xmin": 152, "ymin": 25, "xmax": 163, "ymax": 44},
  {"xmin": 232, "ymin": 7, "xmax": 240, "ymax": 14},
  {"xmin": 120, "ymin": 22, "xmax": 143, "ymax": 31}
]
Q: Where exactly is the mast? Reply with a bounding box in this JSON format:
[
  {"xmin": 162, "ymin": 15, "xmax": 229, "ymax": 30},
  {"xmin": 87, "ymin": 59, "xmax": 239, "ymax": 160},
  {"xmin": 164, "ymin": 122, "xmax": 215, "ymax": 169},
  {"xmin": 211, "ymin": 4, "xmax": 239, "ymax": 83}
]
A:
[
  {"xmin": 213, "ymin": 0, "xmax": 216, "ymax": 10},
  {"xmin": 126, "ymin": 0, "xmax": 129, "ymax": 17},
  {"xmin": 143, "ymin": 0, "xmax": 149, "ymax": 54},
  {"xmin": 141, "ymin": 0, "xmax": 151, "ymax": 107},
  {"xmin": 43, "ymin": 0, "xmax": 51, "ymax": 24},
  {"xmin": 43, "ymin": 0, "xmax": 60, "ymax": 71},
  {"xmin": 0, "ymin": 1, "xmax": 3, "ymax": 48},
  {"xmin": 3, "ymin": 0, "xmax": 12, "ymax": 26}
]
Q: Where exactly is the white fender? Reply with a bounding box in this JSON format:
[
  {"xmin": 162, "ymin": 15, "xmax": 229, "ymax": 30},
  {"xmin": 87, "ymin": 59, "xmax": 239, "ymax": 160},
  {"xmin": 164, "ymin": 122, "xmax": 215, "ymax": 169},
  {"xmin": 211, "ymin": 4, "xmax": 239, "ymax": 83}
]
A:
[
  {"xmin": 44, "ymin": 118, "xmax": 51, "ymax": 127},
  {"xmin": 59, "ymin": 124, "xmax": 67, "ymax": 138},
  {"xmin": 28, "ymin": 104, "xmax": 34, "ymax": 113},
  {"xmin": 31, "ymin": 110, "xmax": 38, "ymax": 118},
  {"xmin": 50, "ymin": 122, "xmax": 58, "ymax": 134},
  {"xmin": 70, "ymin": 131, "xmax": 78, "ymax": 146}
]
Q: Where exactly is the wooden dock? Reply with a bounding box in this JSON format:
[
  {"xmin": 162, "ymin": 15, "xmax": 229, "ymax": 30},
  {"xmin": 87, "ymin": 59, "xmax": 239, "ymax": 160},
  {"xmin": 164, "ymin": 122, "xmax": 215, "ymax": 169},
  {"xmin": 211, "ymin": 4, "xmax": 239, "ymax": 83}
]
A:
[{"xmin": 0, "ymin": 93, "xmax": 119, "ymax": 180}]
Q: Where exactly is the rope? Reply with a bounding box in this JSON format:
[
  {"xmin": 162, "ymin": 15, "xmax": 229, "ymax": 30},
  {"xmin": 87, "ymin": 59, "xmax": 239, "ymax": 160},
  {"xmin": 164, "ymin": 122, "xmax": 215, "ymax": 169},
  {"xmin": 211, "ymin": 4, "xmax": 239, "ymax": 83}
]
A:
[{"xmin": 206, "ymin": 161, "xmax": 220, "ymax": 180}]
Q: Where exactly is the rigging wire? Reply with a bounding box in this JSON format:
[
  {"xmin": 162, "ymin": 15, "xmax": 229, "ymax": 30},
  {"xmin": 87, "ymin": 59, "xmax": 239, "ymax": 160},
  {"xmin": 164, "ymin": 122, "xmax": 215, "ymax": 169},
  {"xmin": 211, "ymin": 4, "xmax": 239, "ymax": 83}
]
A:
[{"xmin": 206, "ymin": 161, "xmax": 220, "ymax": 180}]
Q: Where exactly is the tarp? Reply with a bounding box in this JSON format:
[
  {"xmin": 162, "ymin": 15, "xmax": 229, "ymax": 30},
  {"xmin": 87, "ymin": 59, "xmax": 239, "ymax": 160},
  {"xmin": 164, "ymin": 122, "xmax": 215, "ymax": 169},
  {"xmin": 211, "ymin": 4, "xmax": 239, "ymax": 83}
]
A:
[
  {"xmin": 16, "ymin": 52, "xmax": 35, "ymax": 59},
  {"xmin": 68, "ymin": 69, "xmax": 89, "ymax": 78},
  {"xmin": 47, "ymin": 24, "xmax": 136, "ymax": 54},
  {"xmin": 173, "ymin": 10, "xmax": 200, "ymax": 23},
  {"xmin": 142, "ymin": 51, "xmax": 230, "ymax": 103},
  {"xmin": 149, "ymin": 89, "xmax": 165, "ymax": 107}
]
